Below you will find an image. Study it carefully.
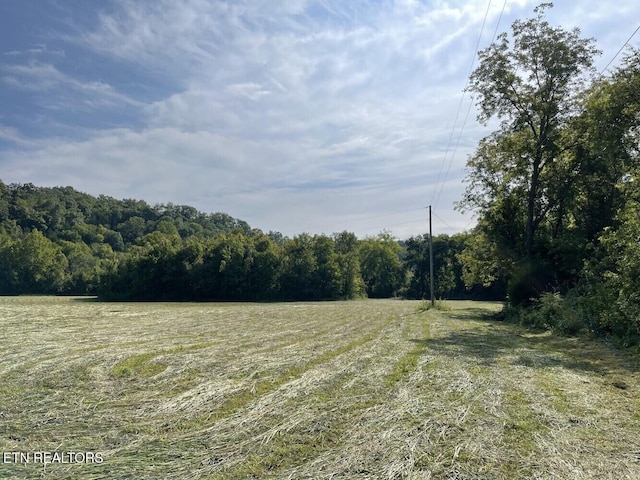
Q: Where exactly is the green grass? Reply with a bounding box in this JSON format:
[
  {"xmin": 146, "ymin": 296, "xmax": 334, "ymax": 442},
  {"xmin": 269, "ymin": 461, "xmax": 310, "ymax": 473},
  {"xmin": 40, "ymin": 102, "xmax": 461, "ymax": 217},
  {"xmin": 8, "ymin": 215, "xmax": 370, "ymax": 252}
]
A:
[{"xmin": 1, "ymin": 297, "xmax": 639, "ymax": 479}]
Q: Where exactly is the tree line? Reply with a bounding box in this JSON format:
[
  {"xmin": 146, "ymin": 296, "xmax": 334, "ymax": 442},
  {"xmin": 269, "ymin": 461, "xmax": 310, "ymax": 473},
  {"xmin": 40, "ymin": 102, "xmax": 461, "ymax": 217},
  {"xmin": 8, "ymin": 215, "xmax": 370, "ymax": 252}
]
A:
[
  {"xmin": 0, "ymin": 180, "xmax": 497, "ymax": 301},
  {"xmin": 457, "ymin": 3, "xmax": 640, "ymax": 345}
]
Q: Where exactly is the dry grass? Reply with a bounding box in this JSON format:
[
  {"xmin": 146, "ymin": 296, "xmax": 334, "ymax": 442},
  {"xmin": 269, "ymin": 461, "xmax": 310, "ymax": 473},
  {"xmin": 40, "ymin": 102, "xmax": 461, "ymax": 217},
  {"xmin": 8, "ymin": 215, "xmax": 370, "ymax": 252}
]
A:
[{"xmin": 1, "ymin": 297, "xmax": 639, "ymax": 479}]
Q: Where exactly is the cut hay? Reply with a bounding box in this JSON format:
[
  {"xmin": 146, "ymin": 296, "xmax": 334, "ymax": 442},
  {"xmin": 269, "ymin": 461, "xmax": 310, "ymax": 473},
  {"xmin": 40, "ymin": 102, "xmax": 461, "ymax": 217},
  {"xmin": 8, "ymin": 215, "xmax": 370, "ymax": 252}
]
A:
[{"xmin": 1, "ymin": 297, "xmax": 639, "ymax": 479}]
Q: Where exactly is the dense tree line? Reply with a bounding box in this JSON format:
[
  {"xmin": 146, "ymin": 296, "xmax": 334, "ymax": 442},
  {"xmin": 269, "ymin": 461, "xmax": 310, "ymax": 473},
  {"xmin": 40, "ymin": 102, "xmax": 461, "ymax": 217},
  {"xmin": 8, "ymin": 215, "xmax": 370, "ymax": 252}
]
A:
[
  {"xmin": 0, "ymin": 181, "xmax": 250, "ymax": 295},
  {"xmin": 458, "ymin": 3, "xmax": 640, "ymax": 345},
  {"xmin": 0, "ymin": 180, "xmax": 491, "ymax": 301},
  {"xmin": 401, "ymin": 232, "xmax": 505, "ymax": 300}
]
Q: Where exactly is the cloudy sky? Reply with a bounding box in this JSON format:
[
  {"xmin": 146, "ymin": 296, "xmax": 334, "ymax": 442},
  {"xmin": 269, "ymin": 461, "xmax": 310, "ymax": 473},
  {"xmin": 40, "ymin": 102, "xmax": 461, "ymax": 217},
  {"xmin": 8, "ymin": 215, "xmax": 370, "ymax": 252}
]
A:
[{"xmin": 1, "ymin": 1, "xmax": 638, "ymax": 238}]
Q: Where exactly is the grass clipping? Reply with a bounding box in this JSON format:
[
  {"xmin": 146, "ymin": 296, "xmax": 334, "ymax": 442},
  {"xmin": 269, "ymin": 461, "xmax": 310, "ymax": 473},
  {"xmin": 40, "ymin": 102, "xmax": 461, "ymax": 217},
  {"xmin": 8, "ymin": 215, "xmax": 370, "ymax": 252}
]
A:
[{"xmin": 0, "ymin": 297, "xmax": 639, "ymax": 479}]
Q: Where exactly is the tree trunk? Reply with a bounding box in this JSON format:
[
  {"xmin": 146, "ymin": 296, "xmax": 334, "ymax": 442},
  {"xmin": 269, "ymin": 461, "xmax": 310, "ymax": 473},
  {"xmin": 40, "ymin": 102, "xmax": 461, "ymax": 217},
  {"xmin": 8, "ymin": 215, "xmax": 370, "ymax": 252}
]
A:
[{"xmin": 525, "ymin": 157, "xmax": 541, "ymax": 257}]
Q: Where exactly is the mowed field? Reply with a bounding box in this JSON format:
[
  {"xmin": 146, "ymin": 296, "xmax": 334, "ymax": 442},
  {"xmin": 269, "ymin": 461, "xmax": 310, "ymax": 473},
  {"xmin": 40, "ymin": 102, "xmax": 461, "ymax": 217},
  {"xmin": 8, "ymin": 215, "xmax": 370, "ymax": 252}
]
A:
[{"xmin": 1, "ymin": 297, "xmax": 640, "ymax": 479}]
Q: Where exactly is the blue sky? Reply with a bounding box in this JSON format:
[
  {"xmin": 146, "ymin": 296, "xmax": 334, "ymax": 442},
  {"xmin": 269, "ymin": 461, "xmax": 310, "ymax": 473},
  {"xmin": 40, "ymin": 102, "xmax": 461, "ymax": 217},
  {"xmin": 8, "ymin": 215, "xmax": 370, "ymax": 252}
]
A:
[{"xmin": 1, "ymin": 1, "xmax": 638, "ymax": 238}]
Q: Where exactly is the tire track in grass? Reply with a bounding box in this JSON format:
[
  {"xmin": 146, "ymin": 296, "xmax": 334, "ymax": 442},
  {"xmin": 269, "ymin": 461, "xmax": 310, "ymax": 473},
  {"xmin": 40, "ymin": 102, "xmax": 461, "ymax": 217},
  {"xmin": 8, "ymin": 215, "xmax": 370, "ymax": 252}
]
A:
[
  {"xmin": 281, "ymin": 310, "xmax": 438, "ymax": 479},
  {"xmin": 104, "ymin": 309, "xmax": 419, "ymax": 479},
  {"xmin": 198, "ymin": 311, "xmax": 427, "ymax": 479},
  {"xmin": 383, "ymin": 311, "xmax": 431, "ymax": 387},
  {"xmin": 164, "ymin": 315, "xmax": 396, "ymax": 435}
]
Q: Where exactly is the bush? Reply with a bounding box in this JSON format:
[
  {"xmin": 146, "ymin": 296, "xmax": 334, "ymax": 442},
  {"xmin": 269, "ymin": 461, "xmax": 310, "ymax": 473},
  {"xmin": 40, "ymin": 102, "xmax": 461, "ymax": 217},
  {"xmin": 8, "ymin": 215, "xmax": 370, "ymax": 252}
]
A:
[
  {"xmin": 502, "ymin": 292, "xmax": 586, "ymax": 336},
  {"xmin": 416, "ymin": 299, "xmax": 452, "ymax": 313},
  {"xmin": 506, "ymin": 259, "xmax": 554, "ymax": 307},
  {"xmin": 575, "ymin": 282, "xmax": 640, "ymax": 347}
]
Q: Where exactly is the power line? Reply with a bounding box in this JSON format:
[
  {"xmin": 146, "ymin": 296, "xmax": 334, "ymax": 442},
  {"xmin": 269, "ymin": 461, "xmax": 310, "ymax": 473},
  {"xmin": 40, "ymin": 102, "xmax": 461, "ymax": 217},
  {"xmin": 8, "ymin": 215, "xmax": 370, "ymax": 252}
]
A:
[
  {"xmin": 600, "ymin": 24, "xmax": 640, "ymax": 75},
  {"xmin": 430, "ymin": 0, "xmax": 493, "ymax": 208},
  {"xmin": 431, "ymin": 0, "xmax": 509, "ymax": 210},
  {"xmin": 431, "ymin": 209, "xmax": 456, "ymax": 232},
  {"xmin": 489, "ymin": 0, "xmax": 508, "ymax": 42}
]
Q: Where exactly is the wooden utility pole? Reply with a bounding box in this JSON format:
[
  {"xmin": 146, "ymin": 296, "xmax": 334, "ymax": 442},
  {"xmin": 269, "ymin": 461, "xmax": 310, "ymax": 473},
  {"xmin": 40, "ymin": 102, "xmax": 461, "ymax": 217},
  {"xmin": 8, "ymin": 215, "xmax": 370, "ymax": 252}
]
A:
[{"xmin": 429, "ymin": 205, "xmax": 434, "ymax": 306}]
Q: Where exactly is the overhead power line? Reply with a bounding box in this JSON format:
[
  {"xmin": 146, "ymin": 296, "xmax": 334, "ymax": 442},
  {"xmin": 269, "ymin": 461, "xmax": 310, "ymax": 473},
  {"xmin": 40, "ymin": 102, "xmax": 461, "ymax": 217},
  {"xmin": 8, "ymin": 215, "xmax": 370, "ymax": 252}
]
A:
[
  {"xmin": 600, "ymin": 24, "xmax": 640, "ymax": 75},
  {"xmin": 430, "ymin": 0, "xmax": 492, "ymax": 208},
  {"xmin": 430, "ymin": 0, "xmax": 509, "ymax": 210}
]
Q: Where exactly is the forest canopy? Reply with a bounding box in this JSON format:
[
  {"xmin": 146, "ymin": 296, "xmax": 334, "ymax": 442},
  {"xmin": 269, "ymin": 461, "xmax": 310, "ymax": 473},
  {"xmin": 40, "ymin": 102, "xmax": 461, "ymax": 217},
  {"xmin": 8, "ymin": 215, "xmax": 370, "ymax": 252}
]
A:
[{"xmin": 0, "ymin": 180, "xmax": 490, "ymax": 301}]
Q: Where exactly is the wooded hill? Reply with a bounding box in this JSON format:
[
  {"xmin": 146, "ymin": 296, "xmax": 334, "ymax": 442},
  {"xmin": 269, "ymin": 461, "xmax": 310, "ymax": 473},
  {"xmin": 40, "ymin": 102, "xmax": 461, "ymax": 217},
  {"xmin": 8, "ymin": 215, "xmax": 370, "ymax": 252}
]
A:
[{"xmin": 0, "ymin": 180, "xmax": 494, "ymax": 301}]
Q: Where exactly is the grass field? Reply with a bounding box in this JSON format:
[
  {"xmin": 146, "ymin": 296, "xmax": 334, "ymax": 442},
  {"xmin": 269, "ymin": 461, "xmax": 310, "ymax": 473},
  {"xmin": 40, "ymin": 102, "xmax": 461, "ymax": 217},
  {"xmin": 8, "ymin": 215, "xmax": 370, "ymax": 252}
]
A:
[{"xmin": 1, "ymin": 297, "xmax": 639, "ymax": 479}]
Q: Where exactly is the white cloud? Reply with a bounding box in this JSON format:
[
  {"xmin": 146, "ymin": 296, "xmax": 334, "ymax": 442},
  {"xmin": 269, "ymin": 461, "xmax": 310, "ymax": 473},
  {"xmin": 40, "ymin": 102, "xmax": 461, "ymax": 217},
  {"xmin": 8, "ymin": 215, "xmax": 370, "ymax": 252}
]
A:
[
  {"xmin": 1, "ymin": 61, "xmax": 141, "ymax": 111},
  {"xmin": 0, "ymin": 126, "xmax": 34, "ymax": 148},
  {"xmin": 225, "ymin": 82, "xmax": 272, "ymax": 100},
  {"xmin": 3, "ymin": 0, "xmax": 640, "ymax": 238}
]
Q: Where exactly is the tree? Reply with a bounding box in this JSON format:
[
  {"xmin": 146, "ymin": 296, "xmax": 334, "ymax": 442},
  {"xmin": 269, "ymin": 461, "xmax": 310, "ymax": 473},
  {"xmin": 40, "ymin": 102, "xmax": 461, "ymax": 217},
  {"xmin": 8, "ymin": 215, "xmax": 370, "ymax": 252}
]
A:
[
  {"xmin": 359, "ymin": 232, "xmax": 403, "ymax": 298},
  {"xmin": 59, "ymin": 240, "xmax": 102, "ymax": 294},
  {"xmin": 0, "ymin": 234, "xmax": 18, "ymax": 294},
  {"xmin": 117, "ymin": 216, "xmax": 148, "ymax": 244},
  {"xmin": 333, "ymin": 231, "xmax": 365, "ymax": 299},
  {"xmin": 12, "ymin": 230, "xmax": 68, "ymax": 294},
  {"xmin": 403, "ymin": 233, "xmax": 474, "ymax": 300},
  {"xmin": 459, "ymin": 3, "xmax": 600, "ymax": 303},
  {"xmin": 463, "ymin": 3, "xmax": 599, "ymax": 259},
  {"xmin": 246, "ymin": 234, "xmax": 282, "ymax": 300},
  {"xmin": 577, "ymin": 50, "xmax": 640, "ymax": 342},
  {"xmin": 280, "ymin": 233, "xmax": 319, "ymax": 300},
  {"xmin": 311, "ymin": 235, "xmax": 342, "ymax": 300}
]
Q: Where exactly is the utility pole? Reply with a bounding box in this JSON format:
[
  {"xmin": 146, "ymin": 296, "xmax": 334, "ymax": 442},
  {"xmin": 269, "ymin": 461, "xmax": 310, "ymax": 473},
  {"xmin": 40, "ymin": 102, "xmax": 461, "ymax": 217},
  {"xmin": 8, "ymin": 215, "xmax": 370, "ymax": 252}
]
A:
[{"xmin": 429, "ymin": 205, "xmax": 435, "ymax": 307}]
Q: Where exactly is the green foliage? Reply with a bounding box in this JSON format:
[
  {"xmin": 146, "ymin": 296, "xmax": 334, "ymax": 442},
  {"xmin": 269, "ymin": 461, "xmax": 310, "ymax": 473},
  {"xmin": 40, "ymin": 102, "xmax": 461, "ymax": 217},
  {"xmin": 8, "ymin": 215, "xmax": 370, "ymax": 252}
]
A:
[
  {"xmin": 0, "ymin": 176, "xmax": 493, "ymax": 301},
  {"xmin": 59, "ymin": 240, "xmax": 103, "ymax": 294},
  {"xmin": 99, "ymin": 228, "xmax": 405, "ymax": 302},
  {"xmin": 0, "ymin": 180, "xmax": 263, "ymax": 296},
  {"xmin": 0, "ymin": 235, "xmax": 18, "ymax": 293},
  {"xmin": 0, "ymin": 178, "xmax": 423, "ymax": 301},
  {"xmin": 532, "ymin": 293, "xmax": 584, "ymax": 335},
  {"xmin": 1, "ymin": 230, "xmax": 67, "ymax": 294},
  {"xmin": 403, "ymin": 232, "xmax": 491, "ymax": 300},
  {"xmin": 333, "ymin": 231, "xmax": 366, "ymax": 299},
  {"xmin": 460, "ymin": 2, "xmax": 600, "ymax": 280},
  {"xmin": 506, "ymin": 259, "xmax": 555, "ymax": 307},
  {"xmin": 582, "ymin": 177, "xmax": 640, "ymax": 345},
  {"xmin": 279, "ymin": 233, "xmax": 321, "ymax": 300},
  {"xmin": 359, "ymin": 232, "xmax": 404, "ymax": 298},
  {"xmin": 456, "ymin": 3, "xmax": 640, "ymax": 346}
]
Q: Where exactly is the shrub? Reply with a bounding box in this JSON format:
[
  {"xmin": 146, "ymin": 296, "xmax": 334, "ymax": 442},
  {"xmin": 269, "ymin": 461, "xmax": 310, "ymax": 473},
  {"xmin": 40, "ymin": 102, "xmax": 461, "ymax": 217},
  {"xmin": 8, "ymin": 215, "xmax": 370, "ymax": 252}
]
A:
[
  {"xmin": 416, "ymin": 299, "xmax": 452, "ymax": 313},
  {"xmin": 502, "ymin": 292, "xmax": 586, "ymax": 336}
]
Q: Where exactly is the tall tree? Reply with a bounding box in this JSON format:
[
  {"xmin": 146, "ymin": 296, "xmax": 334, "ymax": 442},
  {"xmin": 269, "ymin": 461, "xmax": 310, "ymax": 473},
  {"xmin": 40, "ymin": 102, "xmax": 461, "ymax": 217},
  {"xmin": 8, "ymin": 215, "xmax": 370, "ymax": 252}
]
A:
[
  {"xmin": 463, "ymin": 3, "xmax": 599, "ymax": 258},
  {"xmin": 333, "ymin": 231, "xmax": 365, "ymax": 299},
  {"xmin": 12, "ymin": 230, "xmax": 68, "ymax": 294},
  {"xmin": 359, "ymin": 232, "xmax": 403, "ymax": 298},
  {"xmin": 280, "ymin": 233, "xmax": 319, "ymax": 300}
]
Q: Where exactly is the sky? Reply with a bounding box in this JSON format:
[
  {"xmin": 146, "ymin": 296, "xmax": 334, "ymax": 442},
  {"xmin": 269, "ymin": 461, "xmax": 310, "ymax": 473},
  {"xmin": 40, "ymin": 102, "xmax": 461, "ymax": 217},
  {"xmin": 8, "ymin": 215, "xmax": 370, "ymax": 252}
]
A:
[{"xmin": 1, "ymin": 1, "xmax": 638, "ymax": 239}]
